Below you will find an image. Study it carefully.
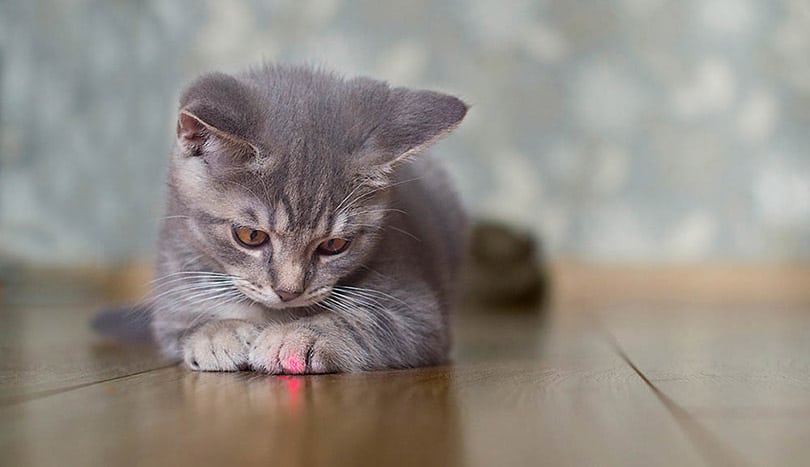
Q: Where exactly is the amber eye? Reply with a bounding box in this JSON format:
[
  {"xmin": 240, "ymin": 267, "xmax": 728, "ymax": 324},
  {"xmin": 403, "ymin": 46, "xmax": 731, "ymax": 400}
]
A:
[
  {"xmin": 316, "ymin": 238, "xmax": 351, "ymax": 256},
  {"xmin": 232, "ymin": 226, "xmax": 269, "ymax": 248}
]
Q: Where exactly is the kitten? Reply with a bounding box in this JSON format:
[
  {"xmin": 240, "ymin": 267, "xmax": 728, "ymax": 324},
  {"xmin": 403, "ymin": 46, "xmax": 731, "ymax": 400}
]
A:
[{"xmin": 151, "ymin": 64, "xmax": 468, "ymax": 374}]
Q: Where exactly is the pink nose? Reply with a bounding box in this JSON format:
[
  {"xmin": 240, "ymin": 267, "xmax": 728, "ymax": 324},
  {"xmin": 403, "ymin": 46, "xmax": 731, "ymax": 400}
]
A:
[{"xmin": 276, "ymin": 290, "xmax": 302, "ymax": 302}]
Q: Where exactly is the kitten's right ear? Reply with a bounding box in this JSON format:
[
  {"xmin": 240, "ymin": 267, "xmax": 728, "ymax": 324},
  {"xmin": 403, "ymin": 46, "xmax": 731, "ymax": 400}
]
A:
[
  {"xmin": 176, "ymin": 72, "xmax": 262, "ymax": 158},
  {"xmin": 175, "ymin": 109, "xmax": 259, "ymax": 158},
  {"xmin": 176, "ymin": 111, "xmax": 212, "ymax": 155}
]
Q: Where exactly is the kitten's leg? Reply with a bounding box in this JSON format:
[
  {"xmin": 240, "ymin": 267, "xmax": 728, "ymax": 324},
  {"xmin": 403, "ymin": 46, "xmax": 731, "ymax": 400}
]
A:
[
  {"xmin": 181, "ymin": 319, "xmax": 260, "ymax": 371},
  {"xmin": 248, "ymin": 288, "xmax": 447, "ymax": 374}
]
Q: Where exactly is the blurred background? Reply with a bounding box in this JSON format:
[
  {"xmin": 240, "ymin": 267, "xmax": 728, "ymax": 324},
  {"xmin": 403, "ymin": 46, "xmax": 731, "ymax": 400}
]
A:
[{"xmin": 1, "ymin": 0, "xmax": 809, "ymax": 302}]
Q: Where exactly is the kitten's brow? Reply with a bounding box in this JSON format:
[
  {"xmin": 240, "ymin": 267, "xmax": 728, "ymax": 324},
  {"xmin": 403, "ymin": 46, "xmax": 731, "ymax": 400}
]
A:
[
  {"xmin": 195, "ymin": 211, "xmax": 230, "ymax": 226},
  {"xmin": 242, "ymin": 208, "xmax": 259, "ymax": 224},
  {"xmin": 308, "ymin": 199, "xmax": 330, "ymax": 231},
  {"xmin": 220, "ymin": 179, "xmax": 263, "ymax": 204}
]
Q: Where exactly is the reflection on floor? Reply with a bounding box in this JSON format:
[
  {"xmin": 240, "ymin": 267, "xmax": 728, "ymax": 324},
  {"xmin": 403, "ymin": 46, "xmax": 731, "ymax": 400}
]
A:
[{"xmin": 1, "ymin": 295, "xmax": 809, "ymax": 466}]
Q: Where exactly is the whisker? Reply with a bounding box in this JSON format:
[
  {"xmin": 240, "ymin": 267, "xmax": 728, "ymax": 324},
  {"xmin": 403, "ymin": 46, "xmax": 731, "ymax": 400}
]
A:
[
  {"xmin": 334, "ymin": 285, "xmax": 410, "ymax": 308},
  {"xmin": 151, "ymin": 285, "xmax": 238, "ymax": 306},
  {"xmin": 330, "ymin": 289, "xmax": 381, "ymax": 309},
  {"xmin": 150, "ymin": 271, "xmax": 235, "ymax": 281},
  {"xmin": 341, "ymin": 223, "xmax": 383, "ymax": 231},
  {"xmin": 134, "ymin": 270, "xmax": 230, "ymax": 307},
  {"xmin": 257, "ymin": 171, "xmax": 272, "ymax": 205},
  {"xmin": 350, "ymin": 208, "xmax": 407, "ymax": 216},
  {"xmin": 357, "ymin": 265, "xmax": 393, "ymax": 282},
  {"xmin": 150, "ymin": 276, "xmax": 235, "ymax": 289},
  {"xmin": 324, "ymin": 295, "xmax": 397, "ymax": 341},
  {"xmin": 217, "ymin": 290, "xmax": 252, "ymax": 309},
  {"xmin": 149, "ymin": 271, "xmax": 236, "ymax": 284},
  {"xmin": 149, "ymin": 281, "xmax": 235, "ymax": 301},
  {"xmin": 178, "ymin": 255, "xmax": 205, "ymax": 270},
  {"xmin": 174, "ymin": 289, "xmax": 245, "ymax": 311},
  {"xmin": 337, "ymin": 176, "xmax": 424, "ymax": 216},
  {"xmin": 387, "ymin": 226, "xmax": 421, "ymax": 242},
  {"xmin": 327, "ymin": 292, "xmax": 389, "ymax": 323},
  {"xmin": 220, "ymin": 179, "xmax": 263, "ymax": 204},
  {"xmin": 334, "ymin": 176, "xmax": 375, "ymax": 214}
]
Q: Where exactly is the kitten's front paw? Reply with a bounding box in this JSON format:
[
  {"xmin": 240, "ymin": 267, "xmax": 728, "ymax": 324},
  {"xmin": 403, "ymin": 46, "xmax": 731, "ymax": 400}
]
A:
[
  {"xmin": 248, "ymin": 324, "xmax": 361, "ymax": 374},
  {"xmin": 183, "ymin": 319, "xmax": 260, "ymax": 372}
]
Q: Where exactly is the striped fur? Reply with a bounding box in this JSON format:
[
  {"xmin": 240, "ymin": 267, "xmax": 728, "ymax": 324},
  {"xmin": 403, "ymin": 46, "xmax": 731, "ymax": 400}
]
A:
[{"xmin": 151, "ymin": 65, "xmax": 468, "ymax": 373}]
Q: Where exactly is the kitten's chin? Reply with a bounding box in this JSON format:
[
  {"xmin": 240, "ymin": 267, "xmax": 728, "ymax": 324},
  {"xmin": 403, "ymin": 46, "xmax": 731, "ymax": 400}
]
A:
[
  {"xmin": 273, "ymin": 288, "xmax": 333, "ymax": 310},
  {"xmin": 234, "ymin": 286, "xmax": 283, "ymax": 308},
  {"xmin": 234, "ymin": 283, "xmax": 332, "ymax": 310},
  {"xmin": 270, "ymin": 287, "xmax": 333, "ymax": 309}
]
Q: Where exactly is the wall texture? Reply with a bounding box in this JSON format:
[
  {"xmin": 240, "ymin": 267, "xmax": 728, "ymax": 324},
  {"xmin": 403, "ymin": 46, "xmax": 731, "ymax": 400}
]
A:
[{"xmin": 1, "ymin": 0, "xmax": 809, "ymax": 265}]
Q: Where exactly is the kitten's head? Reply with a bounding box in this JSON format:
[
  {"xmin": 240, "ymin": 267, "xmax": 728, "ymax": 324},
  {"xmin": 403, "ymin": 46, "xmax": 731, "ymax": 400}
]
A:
[{"xmin": 168, "ymin": 65, "xmax": 467, "ymax": 309}]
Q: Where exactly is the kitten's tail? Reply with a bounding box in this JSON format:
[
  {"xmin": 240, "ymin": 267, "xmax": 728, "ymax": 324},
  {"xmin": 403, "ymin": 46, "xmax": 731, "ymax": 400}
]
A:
[{"xmin": 91, "ymin": 304, "xmax": 154, "ymax": 342}]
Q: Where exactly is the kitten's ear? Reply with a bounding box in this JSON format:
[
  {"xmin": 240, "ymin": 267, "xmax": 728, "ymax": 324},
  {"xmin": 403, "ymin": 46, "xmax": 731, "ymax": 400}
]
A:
[
  {"xmin": 176, "ymin": 72, "xmax": 261, "ymax": 159},
  {"xmin": 363, "ymin": 88, "xmax": 468, "ymax": 169},
  {"xmin": 176, "ymin": 110, "xmax": 216, "ymax": 153}
]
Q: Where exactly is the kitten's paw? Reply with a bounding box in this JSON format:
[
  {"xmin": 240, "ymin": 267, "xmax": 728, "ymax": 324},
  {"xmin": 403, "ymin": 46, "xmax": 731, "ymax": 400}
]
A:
[
  {"xmin": 182, "ymin": 319, "xmax": 260, "ymax": 372},
  {"xmin": 248, "ymin": 324, "xmax": 359, "ymax": 374}
]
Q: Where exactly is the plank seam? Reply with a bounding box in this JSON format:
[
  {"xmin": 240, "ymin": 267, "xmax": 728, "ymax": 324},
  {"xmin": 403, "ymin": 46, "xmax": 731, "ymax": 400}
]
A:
[
  {"xmin": 0, "ymin": 364, "xmax": 177, "ymax": 408},
  {"xmin": 597, "ymin": 319, "xmax": 749, "ymax": 467}
]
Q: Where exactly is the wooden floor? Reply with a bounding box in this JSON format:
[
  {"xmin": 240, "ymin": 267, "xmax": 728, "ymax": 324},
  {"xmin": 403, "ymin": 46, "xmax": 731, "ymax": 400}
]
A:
[{"xmin": 1, "ymin": 294, "xmax": 810, "ymax": 466}]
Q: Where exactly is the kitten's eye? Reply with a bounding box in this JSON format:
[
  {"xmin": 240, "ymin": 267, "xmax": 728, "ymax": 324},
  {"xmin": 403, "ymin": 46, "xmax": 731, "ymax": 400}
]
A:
[
  {"xmin": 316, "ymin": 238, "xmax": 351, "ymax": 255},
  {"xmin": 233, "ymin": 226, "xmax": 269, "ymax": 248}
]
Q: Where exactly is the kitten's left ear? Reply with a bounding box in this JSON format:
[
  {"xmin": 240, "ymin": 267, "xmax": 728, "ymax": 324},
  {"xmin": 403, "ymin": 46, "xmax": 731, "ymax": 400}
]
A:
[{"xmin": 363, "ymin": 88, "xmax": 468, "ymax": 169}]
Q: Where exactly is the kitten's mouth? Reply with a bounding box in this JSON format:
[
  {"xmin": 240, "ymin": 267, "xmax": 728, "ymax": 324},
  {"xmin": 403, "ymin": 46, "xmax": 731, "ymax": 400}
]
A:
[
  {"xmin": 232, "ymin": 280, "xmax": 332, "ymax": 309},
  {"xmin": 303, "ymin": 287, "xmax": 333, "ymax": 306}
]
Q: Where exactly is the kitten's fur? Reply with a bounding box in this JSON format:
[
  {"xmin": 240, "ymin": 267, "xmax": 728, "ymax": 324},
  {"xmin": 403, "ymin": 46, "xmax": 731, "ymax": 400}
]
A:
[{"xmin": 151, "ymin": 65, "xmax": 468, "ymax": 373}]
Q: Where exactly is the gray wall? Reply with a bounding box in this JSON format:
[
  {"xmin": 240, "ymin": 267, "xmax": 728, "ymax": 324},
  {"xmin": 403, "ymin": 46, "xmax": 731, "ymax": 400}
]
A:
[{"xmin": 1, "ymin": 0, "xmax": 809, "ymax": 266}]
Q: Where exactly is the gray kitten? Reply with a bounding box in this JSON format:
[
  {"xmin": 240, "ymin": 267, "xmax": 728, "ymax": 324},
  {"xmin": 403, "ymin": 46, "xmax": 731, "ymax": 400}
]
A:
[{"xmin": 151, "ymin": 64, "xmax": 468, "ymax": 374}]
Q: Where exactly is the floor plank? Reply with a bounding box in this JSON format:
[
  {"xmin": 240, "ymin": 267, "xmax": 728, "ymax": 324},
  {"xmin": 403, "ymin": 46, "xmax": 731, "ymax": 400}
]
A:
[
  {"xmin": 0, "ymin": 304, "xmax": 169, "ymax": 405},
  {"xmin": 0, "ymin": 309, "xmax": 706, "ymax": 467},
  {"xmin": 600, "ymin": 305, "xmax": 810, "ymax": 466},
  {"xmin": 454, "ymin": 312, "xmax": 708, "ymax": 467}
]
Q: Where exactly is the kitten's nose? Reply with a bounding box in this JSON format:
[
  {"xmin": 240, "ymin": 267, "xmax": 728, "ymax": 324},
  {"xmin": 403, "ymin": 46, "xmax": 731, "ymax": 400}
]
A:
[{"xmin": 275, "ymin": 289, "xmax": 302, "ymax": 302}]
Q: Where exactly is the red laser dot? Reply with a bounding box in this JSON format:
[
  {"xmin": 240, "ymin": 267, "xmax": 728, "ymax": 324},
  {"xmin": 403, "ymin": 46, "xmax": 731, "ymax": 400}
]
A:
[{"xmin": 285, "ymin": 356, "xmax": 304, "ymax": 374}]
